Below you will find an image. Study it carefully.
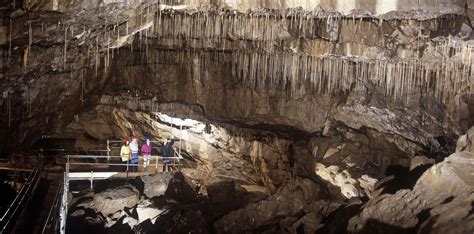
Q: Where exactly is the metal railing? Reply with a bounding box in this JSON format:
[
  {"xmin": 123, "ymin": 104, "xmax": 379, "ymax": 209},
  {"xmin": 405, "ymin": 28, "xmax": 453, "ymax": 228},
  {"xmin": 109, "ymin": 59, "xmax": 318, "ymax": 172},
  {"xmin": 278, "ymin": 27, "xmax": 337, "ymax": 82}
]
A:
[
  {"xmin": 0, "ymin": 163, "xmax": 42, "ymax": 233},
  {"xmin": 59, "ymin": 164, "xmax": 69, "ymax": 234},
  {"xmin": 42, "ymin": 170, "xmax": 64, "ymax": 234},
  {"xmin": 55, "ymin": 153, "xmax": 183, "ymax": 234},
  {"xmin": 65, "ymin": 154, "xmax": 183, "ymax": 172}
]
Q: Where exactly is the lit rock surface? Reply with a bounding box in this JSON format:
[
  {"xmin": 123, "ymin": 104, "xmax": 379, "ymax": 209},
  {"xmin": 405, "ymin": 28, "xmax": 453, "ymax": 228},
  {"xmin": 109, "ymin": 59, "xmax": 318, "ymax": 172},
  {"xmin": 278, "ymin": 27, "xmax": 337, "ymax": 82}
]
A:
[
  {"xmin": 348, "ymin": 149, "xmax": 474, "ymax": 233},
  {"xmin": 136, "ymin": 200, "xmax": 163, "ymax": 225},
  {"xmin": 141, "ymin": 172, "xmax": 175, "ymax": 198},
  {"xmin": 92, "ymin": 185, "xmax": 140, "ymax": 216},
  {"xmin": 456, "ymin": 126, "xmax": 474, "ymax": 153},
  {"xmin": 315, "ymin": 163, "xmax": 359, "ymax": 198}
]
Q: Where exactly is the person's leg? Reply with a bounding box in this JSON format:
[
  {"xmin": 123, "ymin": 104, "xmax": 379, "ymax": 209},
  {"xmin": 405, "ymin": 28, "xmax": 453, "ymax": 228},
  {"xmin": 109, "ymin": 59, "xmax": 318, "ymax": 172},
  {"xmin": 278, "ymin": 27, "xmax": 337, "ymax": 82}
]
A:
[{"xmin": 132, "ymin": 153, "xmax": 138, "ymax": 172}]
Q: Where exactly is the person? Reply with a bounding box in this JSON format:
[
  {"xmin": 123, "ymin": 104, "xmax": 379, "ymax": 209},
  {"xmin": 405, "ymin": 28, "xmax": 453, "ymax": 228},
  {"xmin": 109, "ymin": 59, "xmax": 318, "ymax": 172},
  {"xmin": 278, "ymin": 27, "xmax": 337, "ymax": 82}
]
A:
[
  {"xmin": 141, "ymin": 137, "xmax": 152, "ymax": 169},
  {"xmin": 120, "ymin": 138, "xmax": 131, "ymax": 172},
  {"xmin": 130, "ymin": 136, "xmax": 139, "ymax": 172},
  {"xmin": 161, "ymin": 139, "xmax": 175, "ymax": 172}
]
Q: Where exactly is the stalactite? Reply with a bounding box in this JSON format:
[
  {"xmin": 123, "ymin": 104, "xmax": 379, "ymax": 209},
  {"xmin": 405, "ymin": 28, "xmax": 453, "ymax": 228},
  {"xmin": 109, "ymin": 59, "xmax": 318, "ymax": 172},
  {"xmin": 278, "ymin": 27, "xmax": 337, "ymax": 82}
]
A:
[
  {"xmin": 7, "ymin": 92, "xmax": 11, "ymax": 128},
  {"xmin": 27, "ymin": 20, "xmax": 32, "ymax": 68},
  {"xmin": 95, "ymin": 36, "xmax": 99, "ymax": 77},
  {"xmin": 8, "ymin": 18, "xmax": 12, "ymax": 59},
  {"xmin": 64, "ymin": 26, "xmax": 68, "ymax": 67}
]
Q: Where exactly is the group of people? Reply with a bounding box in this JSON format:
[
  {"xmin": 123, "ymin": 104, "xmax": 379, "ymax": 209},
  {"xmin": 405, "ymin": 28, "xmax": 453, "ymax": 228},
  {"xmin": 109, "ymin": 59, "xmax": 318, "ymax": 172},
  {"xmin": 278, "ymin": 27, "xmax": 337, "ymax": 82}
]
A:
[{"xmin": 120, "ymin": 136, "xmax": 176, "ymax": 172}]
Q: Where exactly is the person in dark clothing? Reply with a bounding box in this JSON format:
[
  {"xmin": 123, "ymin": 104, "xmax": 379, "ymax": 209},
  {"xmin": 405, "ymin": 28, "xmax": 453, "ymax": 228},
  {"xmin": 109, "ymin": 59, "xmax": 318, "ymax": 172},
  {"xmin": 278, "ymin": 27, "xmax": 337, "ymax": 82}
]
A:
[{"xmin": 161, "ymin": 139, "xmax": 175, "ymax": 172}]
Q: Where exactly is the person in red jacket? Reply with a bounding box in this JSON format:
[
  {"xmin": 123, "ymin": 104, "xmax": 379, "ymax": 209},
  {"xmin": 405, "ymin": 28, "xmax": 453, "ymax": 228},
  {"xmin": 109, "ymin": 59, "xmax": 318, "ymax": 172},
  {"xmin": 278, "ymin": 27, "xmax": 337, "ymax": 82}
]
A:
[{"xmin": 141, "ymin": 137, "xmax": 152, "ymax": 168}]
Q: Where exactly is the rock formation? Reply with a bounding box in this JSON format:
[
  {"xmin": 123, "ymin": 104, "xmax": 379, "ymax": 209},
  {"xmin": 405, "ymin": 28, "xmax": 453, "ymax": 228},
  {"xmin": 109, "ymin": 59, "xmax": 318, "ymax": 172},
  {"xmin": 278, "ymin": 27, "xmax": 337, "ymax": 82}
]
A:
[{"xmin": 0, "ymin": 0, "xmax": 473, "ymax": 233}]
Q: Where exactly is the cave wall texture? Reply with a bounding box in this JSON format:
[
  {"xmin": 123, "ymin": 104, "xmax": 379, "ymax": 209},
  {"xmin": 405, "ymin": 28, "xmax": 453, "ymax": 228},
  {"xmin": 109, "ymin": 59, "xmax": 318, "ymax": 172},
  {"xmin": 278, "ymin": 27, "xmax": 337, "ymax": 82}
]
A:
[
  {"xmin": 1, "ymin": 0, "xmax": 473, "ymax": 154},
  {"xmin": 1, "ymin": 0, "xmax": 474, "ymax": 232}
]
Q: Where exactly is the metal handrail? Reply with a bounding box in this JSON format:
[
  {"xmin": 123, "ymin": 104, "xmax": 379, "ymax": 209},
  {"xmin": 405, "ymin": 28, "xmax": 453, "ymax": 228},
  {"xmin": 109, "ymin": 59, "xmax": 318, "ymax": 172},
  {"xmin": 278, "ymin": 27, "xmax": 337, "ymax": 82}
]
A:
[
  {"xmin": 0, "ymin": 163, "xmax": 42, "ymax": 233},
  {"xmin": 42, "ymin": 169, "xmax": 64, "ymax": 234},
  {"xmin": 64, "ymin": 155, "xmax": 183, "ymax": 160}
]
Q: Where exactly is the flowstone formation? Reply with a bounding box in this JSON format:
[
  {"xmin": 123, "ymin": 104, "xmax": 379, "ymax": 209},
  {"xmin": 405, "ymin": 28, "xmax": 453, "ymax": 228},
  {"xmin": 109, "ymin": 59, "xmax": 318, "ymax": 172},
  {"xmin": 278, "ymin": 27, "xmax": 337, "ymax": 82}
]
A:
[{"xmin": 0, "ymin": 0, "xmax": 474, "ymax": 233}]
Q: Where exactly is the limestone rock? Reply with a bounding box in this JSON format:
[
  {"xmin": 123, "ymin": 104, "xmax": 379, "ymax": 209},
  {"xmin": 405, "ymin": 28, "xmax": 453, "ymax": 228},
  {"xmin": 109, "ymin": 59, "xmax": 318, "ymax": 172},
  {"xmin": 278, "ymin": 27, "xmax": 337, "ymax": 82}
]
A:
[
  {"xmin": 0, "ymin": 27, "xmax": 7, "ymax": 46},
  {"xmin": 93, "ymin": 185, "xmax": 139, "ymax": 216},
  {"xmin": 70, "ymin": 209, "xmax": 86, "ymax": 218},
  {"xmin": 206, "ymin": 179, "xmax": 268, "ymax": 216},
  {"xmin": 122, "ymin": 215, "xmax": 138, "ymax": 229},
  {"xmin": 418, "ymin": 193, "xmax": 474, "ymax": 234},
  {"xmin": 456, "ymin": 126, "xmax": 474, "ymax": 153},
  {"xmin": 141, "ymin": 172, "xmax": 175, "ymax": 198},
  {"xmin": 315, "ymin": 163, "xmax": 359, "ymax": 199},
  {"xmin": 287, "ymin": 212, "xmax": 324, "ymax": 234},
  {"xmin": 348, "ymin": 151, "xmax": 474, "ymax": 233},
  {"xmin": 357, "ymin": 175, "xmax": 378, "ymax": 197},
  {"xmin": 409, "ymin": 156, "xmax": 435, "ymax": 171},
  {"xmin": 214, "ymin": 178, "xmax": 321, "ymax": 233},
  {"xmin": 136, "ymin": 200, "xmax": 163, "ymax": 225},
  {"xmin": 415, "ymin": 152, "xmax": 474, "ymax": 197}
]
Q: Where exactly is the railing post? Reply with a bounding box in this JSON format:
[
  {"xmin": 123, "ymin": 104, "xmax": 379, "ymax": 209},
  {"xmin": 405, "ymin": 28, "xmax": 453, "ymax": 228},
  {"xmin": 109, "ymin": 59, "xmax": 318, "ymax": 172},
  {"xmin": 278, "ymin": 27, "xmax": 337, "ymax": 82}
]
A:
[
  {"xmin": 106, "ymin": 140, "xmax": 110, "ymax": 163},
  {"xmin": 155, "ymin": 156, "xmax": 158, "ymax": 169},
  {"xmin": 179, "ymin": 123, "xmax": 183, "ymax": 156},
  {"xmin": 90, "ymin": 171, "xmax": 93, "ymax": 191},
  {"xmin": 126, "ymin": 160, "xmax": 129, "ymax": 179}
]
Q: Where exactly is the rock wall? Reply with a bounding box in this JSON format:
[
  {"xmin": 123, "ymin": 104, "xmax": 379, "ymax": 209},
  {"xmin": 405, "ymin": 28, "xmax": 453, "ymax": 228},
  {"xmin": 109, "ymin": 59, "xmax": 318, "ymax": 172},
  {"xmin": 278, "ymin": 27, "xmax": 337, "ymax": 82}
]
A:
[{"xmin": 0, "ymin": 0, "xmax": 473, "ymax": 155}]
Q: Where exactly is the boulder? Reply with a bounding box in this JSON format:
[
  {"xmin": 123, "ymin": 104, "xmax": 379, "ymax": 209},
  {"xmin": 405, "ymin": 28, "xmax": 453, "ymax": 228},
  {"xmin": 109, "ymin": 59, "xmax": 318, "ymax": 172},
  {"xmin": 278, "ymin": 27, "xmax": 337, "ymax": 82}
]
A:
[
  {"xmin": 418, "ymin": 193, "xmax": 474, "ymax": 234},
  {"xmin": 348, "ymin": 151, "xmax": 474, "ymax": 233},
  {"xmin": 288, "ymin": 212, "xmax": 323, "ymax": 234},
  {"xmin": 456, "ymin": 126, "xmax": 474, "ymax": 153},
  {"xmin": 70, "ymin": 209, "xmax": 86, "ymax": 218},
  {"xmin": 136, "ymin": 200, "xmax": 163, "ymax": 225},
  {"xmin": 122, "ymin": 215, "xmax": 138, "ymax": 229},
  {"xmin": 93, "ymin": 185, "xmax": 139, "ymax": 216},
  {"xmin": 315, "ymin": 163, "xmax": 359, "ymax": 198},
  {"xmin": 206, "ymin": 179, "xmax": 268, "ymax": 216},
  {"xmin": 214, "ymin": 178, "xmax": 321, "ymax": 233},
  {"xmin": 141, "ymin": 172, "xmax": 175, "ymax": 198},
  {"xmin": 415, "ymin": 152, "xmax": 474, "ymax": 197}
]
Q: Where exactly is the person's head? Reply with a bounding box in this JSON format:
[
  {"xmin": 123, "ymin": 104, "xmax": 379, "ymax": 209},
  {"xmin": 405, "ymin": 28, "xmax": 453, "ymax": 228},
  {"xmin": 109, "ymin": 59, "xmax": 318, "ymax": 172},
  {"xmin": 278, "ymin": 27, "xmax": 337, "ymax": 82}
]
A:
[
  {"xmin": 144, "ymin": 136, "xmax": 150, "ymax": 145},
  {"xmin": 123, "ymin": 138, "xmax": 129, "ymax": 145},
  {"xmin": 131, "ymin": 137, "xmax": 137, "ymax": 143}
]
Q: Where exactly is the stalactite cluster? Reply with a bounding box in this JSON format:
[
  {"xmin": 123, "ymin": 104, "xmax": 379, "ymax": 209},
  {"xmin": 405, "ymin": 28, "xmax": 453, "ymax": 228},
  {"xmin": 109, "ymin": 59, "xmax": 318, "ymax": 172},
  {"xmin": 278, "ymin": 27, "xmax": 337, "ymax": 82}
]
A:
[{"xmin": 138, "ymin": 49, "xmax": 473, "ymax": 105}]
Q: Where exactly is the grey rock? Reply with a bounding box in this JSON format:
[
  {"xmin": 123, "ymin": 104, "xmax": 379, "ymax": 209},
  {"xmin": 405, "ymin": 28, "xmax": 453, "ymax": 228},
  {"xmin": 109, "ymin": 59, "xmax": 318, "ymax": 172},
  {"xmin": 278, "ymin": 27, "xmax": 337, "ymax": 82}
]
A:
[
  {"xmin": 93, "ymin": 185, "xmax": 139, "ymax": 216},
  {"xmin": 70, "ymin": 209, "xmax": 86, "ymax": 218},
  {"xmin": 141, "ymin": 172, "xmax": 175, "ymax": 198}
]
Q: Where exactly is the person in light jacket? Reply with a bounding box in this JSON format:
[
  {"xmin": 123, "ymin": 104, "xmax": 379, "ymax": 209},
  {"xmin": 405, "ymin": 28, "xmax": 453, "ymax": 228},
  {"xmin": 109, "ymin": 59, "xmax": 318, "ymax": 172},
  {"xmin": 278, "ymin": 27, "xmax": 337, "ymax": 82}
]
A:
[
  {"xmin": 120, "ymin": 138, "xmax": 131, "ymax": 171},
  {"xmin": 130, "ymin": 136, "xmax": 139, "ymax": 172}
]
